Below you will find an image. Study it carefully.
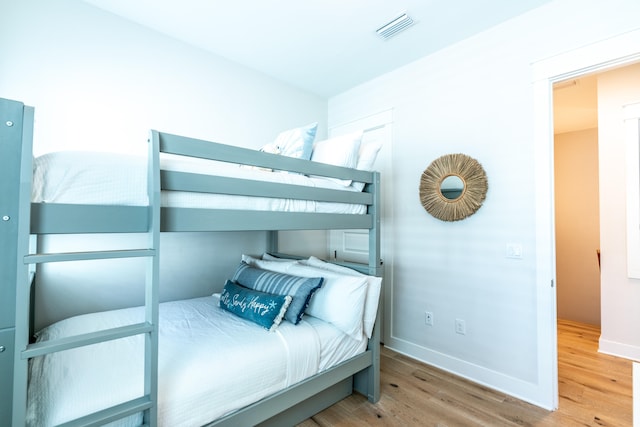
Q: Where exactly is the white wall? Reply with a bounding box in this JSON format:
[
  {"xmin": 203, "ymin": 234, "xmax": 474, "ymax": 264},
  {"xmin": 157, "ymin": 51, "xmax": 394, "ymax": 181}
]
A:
[
  {"xmin": 0, "ymin": 0, "xmax": 327, "ymax": 327},
  {"xmin": 0, "ymin": 0, "xmax": 327, "ymax": 156},
  {"xmin": 329, "ymin": 0, "xmax": 640, "ymax": 408},
  {"xmin": 554, "ymin": 128, "xmax": 601, "ymax": 326}
]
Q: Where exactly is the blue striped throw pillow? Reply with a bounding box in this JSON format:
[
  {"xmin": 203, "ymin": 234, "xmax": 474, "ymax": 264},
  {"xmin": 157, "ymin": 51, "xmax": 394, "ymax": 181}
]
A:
[{"xmin": 232, "ymin": 263, "xmax": 323, "ymax": 324}]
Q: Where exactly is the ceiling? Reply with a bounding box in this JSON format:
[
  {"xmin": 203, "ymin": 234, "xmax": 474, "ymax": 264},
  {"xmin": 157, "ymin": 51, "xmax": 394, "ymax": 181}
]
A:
[
  {"xmin": 83, "ymin": 0, "xmax": 553, "ymax": 97},
  {"xmin": 553, "ymin": 75, "xmax": 598, "ymax": 134}
]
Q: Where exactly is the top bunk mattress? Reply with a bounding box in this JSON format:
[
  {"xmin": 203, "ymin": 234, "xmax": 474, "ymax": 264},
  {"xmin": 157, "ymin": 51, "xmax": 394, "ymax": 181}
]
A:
[{"xmin": 32, "ymin": 151, "xmax": 367, "ymax": 214}]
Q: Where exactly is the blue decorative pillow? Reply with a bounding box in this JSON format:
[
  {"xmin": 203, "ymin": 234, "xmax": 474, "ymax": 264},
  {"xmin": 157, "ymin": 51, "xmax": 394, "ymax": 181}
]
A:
[
  {"xmin": 232, "ymin": 263, "xmax": 323, "ymax": 324},
  {"xmin": 219, "ymin": 280, "xmax": 292, "ymax": 331}
]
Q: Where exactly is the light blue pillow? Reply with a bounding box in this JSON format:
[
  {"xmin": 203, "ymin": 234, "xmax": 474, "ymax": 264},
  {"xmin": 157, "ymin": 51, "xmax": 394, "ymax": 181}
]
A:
[
  {"xmin": 274, "ymin": 122, "xmax": 318, "ymax": 161},
  {"xmin": 232, "ymin": 263, "xmax": 323, "ymax": 324},
  {"xmin": 219, "ymin": 280, "xmax": 292, "ymax": 331}
]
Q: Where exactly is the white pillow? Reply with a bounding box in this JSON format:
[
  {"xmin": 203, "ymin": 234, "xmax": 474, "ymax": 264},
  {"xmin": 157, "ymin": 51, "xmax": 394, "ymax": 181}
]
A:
[
  {"xmin": 273, "ymin": 122, "xmax": 318, "ymax": 160},
  {"xmin": 303, "ymin": 256, "xmax": 381, "ymax": 339},
  {"xmin": 241, "ymin": 254, "xmax": 297, "ymax": 269},
  {"xmin": 242, "ymin": 256, "xmax": 368, "ymax": 340},
  {"xmin": 310, "ymin": 130, "xmax": 363, "ymax": 186},
  {"xmin": 351, "ymin": 138, "xmax": 384, "ymax": 192},
  {"xmin": 285, "ymin": 263, "xmax": 368, "ymax": 340}
]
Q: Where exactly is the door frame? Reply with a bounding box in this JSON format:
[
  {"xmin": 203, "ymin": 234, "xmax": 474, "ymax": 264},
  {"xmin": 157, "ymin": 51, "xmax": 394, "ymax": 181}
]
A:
[{"xmin": 532, "ymin": 28, "xmax": 640, "ymax": 410}]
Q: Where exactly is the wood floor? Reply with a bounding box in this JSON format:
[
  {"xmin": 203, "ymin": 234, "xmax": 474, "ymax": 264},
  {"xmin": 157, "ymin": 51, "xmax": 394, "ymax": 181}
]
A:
[{"xmin": 297, "ymin": 319, "xmax": 633, "ymax": 426}]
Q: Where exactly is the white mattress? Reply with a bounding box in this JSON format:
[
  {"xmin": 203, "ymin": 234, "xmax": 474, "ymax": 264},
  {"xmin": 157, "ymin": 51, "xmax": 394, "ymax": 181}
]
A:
[
  {"xmin": 26, "ymin": 295, "xmax": 366, "ymax": 427},
  {"xmin": 32, "ymin": 151, "xmax": 366, "ymax": 214}
]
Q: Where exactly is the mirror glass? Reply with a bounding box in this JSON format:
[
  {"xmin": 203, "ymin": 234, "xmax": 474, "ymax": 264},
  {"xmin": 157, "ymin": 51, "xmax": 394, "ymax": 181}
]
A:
[{"xmin": 440, "ymin": 175, "xmax": 464, "ymax": 200}]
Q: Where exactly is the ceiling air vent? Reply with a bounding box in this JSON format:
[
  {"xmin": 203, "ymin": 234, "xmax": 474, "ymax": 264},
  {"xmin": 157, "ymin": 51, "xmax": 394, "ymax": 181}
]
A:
[{"xmin": 376, "ymin": 12, "xmax": 414, "ymax": 40}]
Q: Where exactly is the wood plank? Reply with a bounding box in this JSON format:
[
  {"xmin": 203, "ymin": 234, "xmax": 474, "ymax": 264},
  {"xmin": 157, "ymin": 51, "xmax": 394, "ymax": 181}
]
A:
[{"xmin": 297, "ymin": 319, "xmax": 633, "ymax": 426}]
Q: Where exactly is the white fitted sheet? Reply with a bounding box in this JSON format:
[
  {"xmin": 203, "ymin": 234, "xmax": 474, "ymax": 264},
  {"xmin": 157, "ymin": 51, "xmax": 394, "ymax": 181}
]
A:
[
  {"xmin": 26, "ymin": 295, "xmax": 366, "ymax": 427},
  {"xmin": 32, "ymin": 151, "xmax": 366, "ymax": 214}
]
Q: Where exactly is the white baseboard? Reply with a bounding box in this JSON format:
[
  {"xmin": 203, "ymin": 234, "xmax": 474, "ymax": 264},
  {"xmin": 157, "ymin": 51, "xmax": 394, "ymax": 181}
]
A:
[
  {"xmin": 599, "ymin": 337, "xmax": 640, "ymax": 362},
  {"xmin": 384, "ymin": 336, "xmax": 556, "ymax": 411}
]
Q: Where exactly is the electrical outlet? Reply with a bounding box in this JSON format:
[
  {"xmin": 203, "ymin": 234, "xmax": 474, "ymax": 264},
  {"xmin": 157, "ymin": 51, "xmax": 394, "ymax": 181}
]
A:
[
  {"xmin": 455, "ymin": 318, "xmax": 466, "ymax": 335},
  {"xmin": 425, "ymin": 311, "xmax": 433, "ymax": 326}
]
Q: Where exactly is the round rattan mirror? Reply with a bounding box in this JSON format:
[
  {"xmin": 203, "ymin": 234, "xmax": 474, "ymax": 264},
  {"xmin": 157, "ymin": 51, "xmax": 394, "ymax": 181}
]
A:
[{"xmin": 419, "ymin": 153, "xmax": 488, "ymax": 222}]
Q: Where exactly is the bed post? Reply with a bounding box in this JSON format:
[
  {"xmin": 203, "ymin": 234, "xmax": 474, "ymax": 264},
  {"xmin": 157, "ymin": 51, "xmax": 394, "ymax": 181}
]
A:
[
  {"xmin": 0, "ymin": 98, "xmax": 34, "ymax": 426},
  {"xmin": 367, "ymin": 171, "xmax": 382, "ymax": 277},
  {"xmin": 353, "ymin": 171, "xmax": 382, "ymax": 403},
  {"xmin": 267, "ymin": 230, "xmax": 279, "ymax": 254},
  {"xmin": 145, "ymin": 130, "xmax": 162, "ymax": 426}
]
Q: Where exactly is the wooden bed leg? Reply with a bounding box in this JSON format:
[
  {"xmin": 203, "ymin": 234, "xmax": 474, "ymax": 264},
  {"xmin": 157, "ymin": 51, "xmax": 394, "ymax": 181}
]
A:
[
  {"xmin": 353, "ymin": 347, "xmax": 381, "ymax": 403},
  {"xmin": 353, "ymin": 312, "xmax": 381, "ymax": 403}
]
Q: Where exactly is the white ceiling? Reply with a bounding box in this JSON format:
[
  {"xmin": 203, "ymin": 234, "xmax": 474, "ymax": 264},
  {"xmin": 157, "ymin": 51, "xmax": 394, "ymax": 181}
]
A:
[
  {"xmin": 553, "ymin": 75, "xmax": 599, "ymax": 134},
  {"xmin": 83, "ymin": 0, "xmax": 553, "ymax": 97}
]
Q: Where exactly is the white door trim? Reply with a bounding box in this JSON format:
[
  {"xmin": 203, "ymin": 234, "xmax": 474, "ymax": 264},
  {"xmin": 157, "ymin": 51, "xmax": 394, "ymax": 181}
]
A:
[{"xmin": 532, "ymin": 28, "xmax": 640, "ymax": 410}]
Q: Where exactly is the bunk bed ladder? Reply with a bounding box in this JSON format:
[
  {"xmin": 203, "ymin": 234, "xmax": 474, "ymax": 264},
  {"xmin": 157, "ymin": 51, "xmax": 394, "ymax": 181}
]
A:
[
  {"xmin": 17, "ymin": 243, "xmax": 160, "ymax": 426},
  {"xmin": 7, "ymin": 99, "xmax": 161, "ymax": 426},
  {"xmin": 1, "ymin": 99, "xmax": 34, "ymax": 425}
]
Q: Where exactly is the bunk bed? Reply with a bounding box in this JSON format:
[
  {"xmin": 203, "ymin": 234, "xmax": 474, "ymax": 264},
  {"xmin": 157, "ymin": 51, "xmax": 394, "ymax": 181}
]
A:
[{"xmin": 0, "ymin": 97, "xmax": 382, "ymax": 427}]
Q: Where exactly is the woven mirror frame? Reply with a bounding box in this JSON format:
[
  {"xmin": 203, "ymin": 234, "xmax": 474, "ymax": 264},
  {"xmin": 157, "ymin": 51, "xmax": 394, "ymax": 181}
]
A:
[{"xmin": 419, "ymin": 153, "xmax": 488, "ymax": 222}]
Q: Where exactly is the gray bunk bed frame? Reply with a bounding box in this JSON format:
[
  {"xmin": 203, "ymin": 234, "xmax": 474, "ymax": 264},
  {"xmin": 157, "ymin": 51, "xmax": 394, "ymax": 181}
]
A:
[{"xmin": 0, "ymin": 97, "xmax": 382, "ymax": 427}]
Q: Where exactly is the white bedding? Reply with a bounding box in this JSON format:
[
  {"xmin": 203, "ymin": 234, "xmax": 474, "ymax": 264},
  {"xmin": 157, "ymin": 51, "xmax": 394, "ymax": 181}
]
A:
[
  {"xmin": 32, "ymin": 151, "xmax": 366, "ymax": 214},
  {"xmin": 26, "ymin": 295, "xmax": 366, "ymax": 427}
]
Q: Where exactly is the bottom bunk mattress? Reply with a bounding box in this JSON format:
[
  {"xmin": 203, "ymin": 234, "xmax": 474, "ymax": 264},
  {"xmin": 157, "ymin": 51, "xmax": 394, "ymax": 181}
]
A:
[{"xmin": 26, "ymin": 295, "xmax": 367, "ymax": 426}]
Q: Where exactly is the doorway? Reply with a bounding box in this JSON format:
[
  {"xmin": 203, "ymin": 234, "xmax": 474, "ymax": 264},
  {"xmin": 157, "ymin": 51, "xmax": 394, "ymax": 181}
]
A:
[
  {"xmin": 553, "ymin": 75, "xmax": 601, "ymax": 326},
  {"xmin": 532, "ymin": 29, "xmax": 640, "ymax": 410}
]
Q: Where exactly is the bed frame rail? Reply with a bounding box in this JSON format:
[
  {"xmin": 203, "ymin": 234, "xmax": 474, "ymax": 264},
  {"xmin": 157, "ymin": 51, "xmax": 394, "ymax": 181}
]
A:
[
  {"xmin": 28, "ymin": 130, "xmax": 378, "ymax": 235},
  {"xmin": 210, "ymin": 348, "xmax": 375, "ymax": 427},
  {"xmin": 158, "ymin": 131, "xmax": 375, "ymax": 183}
]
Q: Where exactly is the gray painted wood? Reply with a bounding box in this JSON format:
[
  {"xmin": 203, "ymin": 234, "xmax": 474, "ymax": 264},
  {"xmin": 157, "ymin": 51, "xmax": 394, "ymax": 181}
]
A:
[
  {"xmin": 162, "ymin": 170, "xmax": 373, "ymax": 204},
  {"xmin": 210, "ymin": 351, "xmax": 373, "ymax": 427},
  {"xmin": 5, "ymin": 107, "xmax": 381, "ymax": 426},
  {"xmin": 0, "ymin": 97, "xmax": 34, "ymax": 426}
]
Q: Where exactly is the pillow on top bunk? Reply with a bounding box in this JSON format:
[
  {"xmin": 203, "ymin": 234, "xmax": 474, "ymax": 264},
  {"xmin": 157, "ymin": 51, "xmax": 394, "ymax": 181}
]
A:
[
  {"xmin": 272, "ymin": 122, "xmax": 318, "ymax": 160},
  {"xmin": 241, "ymin": 256, "xmax": 369, "ymax": 340},
  {"xmin": 302, "ymin": 256, "xmax": 382, "ymax": 339},
  {"xmin": 241, "ymin": 255, "xmax": 294, "ymax": 273},
  {"xmin": 350, "ymin": 137, "xmax": 384, "ymax": 192},
  {"xmin": 219, "ymin": 280, "xmax": 292, "ymax": 332},
  {"xmin": 231, "ymin": 263, "xmax": 323, "ymax": 325},
  {"xmin": 310, "ymin": 130, "xmax": 363, "ymax": 186},
  {"xmin": 243, "ymin": 253, "xmax": 298, "ymax": 264}
]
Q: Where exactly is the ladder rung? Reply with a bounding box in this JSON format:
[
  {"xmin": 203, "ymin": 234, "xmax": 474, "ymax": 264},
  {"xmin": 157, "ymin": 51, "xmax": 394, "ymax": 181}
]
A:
[
  {"xmin": 57, "ymin": 395, "xmax": 153, "ymax": 427},
  {"xmin": 22, "ymin": 322, "xmax": 153, "ymax": 359},
  {"xmin": 24, "ymin": 248, "xmax": 156, "ymax": 264}
]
